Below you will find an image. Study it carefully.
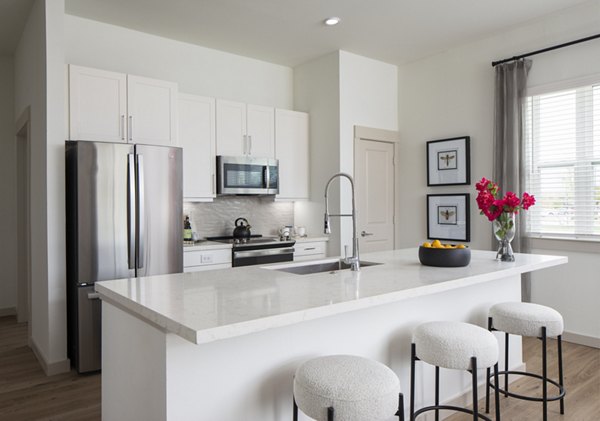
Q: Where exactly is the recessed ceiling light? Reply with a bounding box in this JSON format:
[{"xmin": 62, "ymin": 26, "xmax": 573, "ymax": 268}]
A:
[{"xmin": 324, "ymin": 17, "xmax": 341, "ymax": 26}]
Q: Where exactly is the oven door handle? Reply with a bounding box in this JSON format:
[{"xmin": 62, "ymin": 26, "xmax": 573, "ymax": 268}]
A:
[{"xmin": 233, "ymin": 247, "xmax": 295, "ymax": 259}]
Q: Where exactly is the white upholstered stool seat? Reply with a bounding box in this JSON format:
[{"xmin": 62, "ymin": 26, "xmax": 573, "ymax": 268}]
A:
[
  {"xmin": 293, "ymin": 354, "xmax": 401, "ymax": 421},
  {"xmin": 413, "ymin": 321, "xmax": 498, "ymax": 370},
  {"xmin": 489, "ymin": 302, "xmax": 564, "ymax": 338},
  {"xmin": 487, "ymin": 302, "xmax": 566, "ymax": 420},
  {"xmin": 410, "ymin": 322, "xmax": 501, "ymax": 420}
]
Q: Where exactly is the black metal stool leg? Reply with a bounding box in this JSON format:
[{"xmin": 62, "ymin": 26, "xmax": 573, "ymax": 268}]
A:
[
  {"xmin": 327, "ymin": 406, "xmax": 334, "ymax": 421},
  {"xmin": 471, "ymin": 357, "xmax": 478, "ymax": 421},
  {"xmin": 397, "ymin": 392, "xmax": 405, "ymax": 421},
  {"xmin": 293, "ymin": 396, "xmax": 298, "ymax": 421},
  {"xmin": 486, "ymin": 317, "xmax": 493, "ymax": 413},
  {"xmin": 558, "ymin": 334, "xmax": 565, "ymax": 414},
  {"xmin": 542, "ymin": 327, "xmax": 548, "ymax": 421},
  {"xmin": 435, "ymin": 366, "xmax": 440, "ymax": 421},
  {"xmin": 485, "ymin": 366, "xmax": 491, "ymax": 413},
  {"xmin": 410, "ymin": 343, "xmax": 416, "ymax": 421},
  {"xmin": 504, "ymin": 332, "xmax": 509, "ymax": 397},
  {"xmin": 494, "ymin": 362, "xmax": 501, "ymax": 421}
]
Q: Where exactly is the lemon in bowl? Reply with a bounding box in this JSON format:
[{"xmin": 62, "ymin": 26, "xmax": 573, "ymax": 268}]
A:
[{"xmin": 419, "ymin": 240, "xmax": 471, "ymax": 267}]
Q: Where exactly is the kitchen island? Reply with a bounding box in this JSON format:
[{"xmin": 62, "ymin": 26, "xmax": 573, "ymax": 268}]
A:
[{"xmin": 96, "ymin": 249, "xmax": 566, "ymax": 421}]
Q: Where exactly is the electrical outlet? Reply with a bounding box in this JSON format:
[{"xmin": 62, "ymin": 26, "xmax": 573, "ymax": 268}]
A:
[{"xmin": 201, "ymin": 254, "xmax": 213, "ymax": 264}]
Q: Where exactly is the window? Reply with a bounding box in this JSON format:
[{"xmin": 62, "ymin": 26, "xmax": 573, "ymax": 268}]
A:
[{"xmin": 524, "ymin": 81, "xmax": 600, "ymax": 239}]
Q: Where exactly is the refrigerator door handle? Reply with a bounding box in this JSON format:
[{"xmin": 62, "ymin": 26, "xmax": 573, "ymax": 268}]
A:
[
  {"xmin": 127, "ymin": 153, "xmax": 136, "ymax": 270},
  {"xmin": 137, "ymin": 154, "xmax": 145, "ymax": 269}
]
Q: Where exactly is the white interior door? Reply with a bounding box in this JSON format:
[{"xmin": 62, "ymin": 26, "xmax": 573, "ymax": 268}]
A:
[{"xmin": 355, "ymin": 139, "xmax": 395, "ymax": 253}]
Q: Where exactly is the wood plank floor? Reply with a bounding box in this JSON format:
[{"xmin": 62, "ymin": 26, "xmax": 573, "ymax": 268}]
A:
[
  {"xmin": 1, "ymin": 315, "xmax": 598, "ymax": 420},
  {"xmin": 0, "ymin": 316, "xmax": 100, "ymax": 421}
]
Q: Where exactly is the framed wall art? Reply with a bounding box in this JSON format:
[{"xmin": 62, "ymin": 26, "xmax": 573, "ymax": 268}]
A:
[
  {"xmin": 426, "ymin": 136, "xmax": 471, "ymax": 186},
  {"xmin": 427, "ymin": 193, "xmax": 470, "ymax": 242}
]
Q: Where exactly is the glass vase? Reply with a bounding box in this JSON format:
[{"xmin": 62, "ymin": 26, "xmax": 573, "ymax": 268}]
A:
[{"xmin": 493, "ymin": 212, "xmax": 516, "ymax": 262}]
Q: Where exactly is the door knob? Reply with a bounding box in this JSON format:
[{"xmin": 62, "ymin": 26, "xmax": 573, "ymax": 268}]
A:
[{"xmin": 361, "ymin": 231, "xmax": 374, "ymax": 237}]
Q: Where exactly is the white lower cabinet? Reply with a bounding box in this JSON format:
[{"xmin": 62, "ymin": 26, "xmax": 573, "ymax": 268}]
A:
[
  {"xmin": 184, "ymin": 247, "xmax": 232, "ymax": 272},
  {"xmin": 293, "ymin": 241, "xmax": 327, "ymax": 262}
]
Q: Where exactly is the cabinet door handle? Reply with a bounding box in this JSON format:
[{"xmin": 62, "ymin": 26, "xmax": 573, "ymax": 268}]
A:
[
  {"xmin": 304, "ymin": 247, "xmax": 316, "ymax": 251},
  {"xmin": 120, "ymin": 115, "xmax": 125, "ymax": 140},
  {"xmin": 361, "ymin": 231, "xmax": 374, "ymax": 237},
  {"xmin": 248, "ymin": 135, "xmax": 252, "ymax": 155},
  {"xmin": 128, "ymin": 116, "xmax": 133, "ymax": 141},
  {"xmin": 243, "ymin": 135, "xmax": 247, "ymax": 155}
]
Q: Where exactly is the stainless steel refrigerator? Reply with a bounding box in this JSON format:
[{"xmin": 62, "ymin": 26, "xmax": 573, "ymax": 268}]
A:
[{"xmin": 66, "ymin": 140, "xmax": 183, "ymax": 373}]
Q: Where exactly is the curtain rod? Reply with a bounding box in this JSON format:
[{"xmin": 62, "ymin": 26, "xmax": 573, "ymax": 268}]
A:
[{"xmin": 491, "ymin": 33, "xmax": 600, "ymax": 67}]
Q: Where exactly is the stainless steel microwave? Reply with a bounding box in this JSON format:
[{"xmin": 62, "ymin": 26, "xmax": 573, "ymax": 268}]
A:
[{"xmin": 217, "ymin": 156, "xmax": 279, "ymax": 195}]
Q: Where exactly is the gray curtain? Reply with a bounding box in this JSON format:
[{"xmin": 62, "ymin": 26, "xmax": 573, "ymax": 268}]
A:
[{"xmin": 492, "ymin": 59, "xmax": 532, "ymax": 301}]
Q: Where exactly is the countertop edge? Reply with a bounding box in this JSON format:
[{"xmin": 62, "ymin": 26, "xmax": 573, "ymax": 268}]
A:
[{"xmin": 96, "ymin": 253, "xmax": 567, "ymax": 345}]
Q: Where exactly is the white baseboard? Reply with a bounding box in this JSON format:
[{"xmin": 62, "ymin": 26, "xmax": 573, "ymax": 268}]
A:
[
  {"xmin": 414, "ymin": 363, "xmax": 526, "ymax": 421},
  {"xmin": 562, "ymin": 331, "xmax": 600, "ymax": 349},
  {"xmin": 28, "ymin": 337, "xmax": 71, "ymax": 376},
  {"xmin": 0, "ymin": 307, "xmax": 17, "ymax": 317}
]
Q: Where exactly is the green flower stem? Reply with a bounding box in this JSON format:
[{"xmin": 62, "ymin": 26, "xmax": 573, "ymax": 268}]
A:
[{"xmin": 495, "ymin": 212, "xmax": 514, "ymax": 239}]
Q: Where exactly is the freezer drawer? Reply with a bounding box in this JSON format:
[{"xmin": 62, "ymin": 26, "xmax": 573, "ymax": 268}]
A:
[{"xmin": 76, "ymin": 285, "xmax": 102, "ymax": 373}]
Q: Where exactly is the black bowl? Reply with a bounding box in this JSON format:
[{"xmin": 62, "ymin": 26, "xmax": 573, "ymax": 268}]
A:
[{"xmin": 418, "ymin": 246, "xmax": 471, "ymax": 267}]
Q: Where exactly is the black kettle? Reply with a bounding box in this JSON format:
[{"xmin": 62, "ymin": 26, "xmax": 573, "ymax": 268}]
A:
[{"xmin": 233, "ymin": 217, "xmax": 252, "ymax": 240}]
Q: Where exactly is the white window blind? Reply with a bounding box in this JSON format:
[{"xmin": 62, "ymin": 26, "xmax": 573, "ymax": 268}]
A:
[{"xmin": 524, "ymin": 82, "xmax": 600, "ymax": 239}]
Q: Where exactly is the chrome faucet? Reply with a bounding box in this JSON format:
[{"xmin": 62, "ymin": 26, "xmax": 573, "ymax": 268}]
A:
[{"xmin": 324, "ymin": 173, "xmax": 360, "ymax": 271}]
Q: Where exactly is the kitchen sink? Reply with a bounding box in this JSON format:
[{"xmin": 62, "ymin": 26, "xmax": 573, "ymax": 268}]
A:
[{"xmin": 273, "ymin": 260, "xmax": 382, "ymax": 275}]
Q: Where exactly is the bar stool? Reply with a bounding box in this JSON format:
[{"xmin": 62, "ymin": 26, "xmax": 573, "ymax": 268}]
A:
[
  {"xmin": 293, "ymin": 354, "xmax": 404, "ymax": 421},
  {"xmin": 486, "ymin": 302, "xmax": 565, "ymax": 421},
  {"xmin": 410, "ymin": 321, "xmax": 501, "ymax": 421}
]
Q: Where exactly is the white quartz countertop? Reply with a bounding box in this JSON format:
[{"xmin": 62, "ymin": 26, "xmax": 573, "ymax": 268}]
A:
[
  {"xmin": 183, "ymin": 241, "xmax": 233, "ymax": 251},
  {"xmin": 95, "ymin": 249, "xmax": 566, "ymax": 345},
  {"xmin": 293, "ymin": 236, "xmax": 329, "ymax": 243}
]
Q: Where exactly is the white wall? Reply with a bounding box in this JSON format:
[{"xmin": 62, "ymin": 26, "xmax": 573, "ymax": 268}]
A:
[
  {"xmin": 14, "ymin": 0, "xmax": 50, "ymax": 359},
  {"xmin": 294, "ymin": 51, "xmax": 398, "ymax": 256},
  {"xmin": 64, "ymin": 15, "xmax": 293, "ymax": 109},
  {"xmin": 294, "ymin": 52, "xmax": 341, "ymax": 256},
  {"xmin": 338, "ymin": 51, "xmax": 398, "ymax": 253},
  {"xmin": 0, "ymin": 56, "xmax": 17, "ymax": 314},
  {"xmin": 397, "ymin": 0, "xmax": 600, "ymax": 341},
  {"xmin": 14, "ymin": 0, "xmax": 69, "ymax": 372}
]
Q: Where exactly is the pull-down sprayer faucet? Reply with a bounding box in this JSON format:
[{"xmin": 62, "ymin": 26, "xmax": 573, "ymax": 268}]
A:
[{"xmin": 324, "ymin": 173, "xmax": 360, "ymax": 271}]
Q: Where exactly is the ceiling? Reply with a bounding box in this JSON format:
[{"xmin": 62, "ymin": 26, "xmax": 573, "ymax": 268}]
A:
[
  {"xmin": 64, "ymin": 0, "xmax": 592, "ymax": 67},
  {"xmin": 1, "ymin": 0, "xmax": 591, "ymax": 64},
  {"xmin": 0, "ymin": 0, "xmax": 34, "ymax": 55}
]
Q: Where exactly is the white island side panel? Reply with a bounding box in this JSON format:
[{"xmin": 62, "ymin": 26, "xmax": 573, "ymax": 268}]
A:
[{"xmin": 102, "ymin": 275, "xmax": 523, "ymax": 421}]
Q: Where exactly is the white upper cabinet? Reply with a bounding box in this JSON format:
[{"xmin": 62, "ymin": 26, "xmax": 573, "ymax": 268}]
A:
[
  {"xmin": 246, "ymin": 104, "xmax": 275, "ymax": 157},
  {"xmin": 178, "ymin": 94, "xmax": 216, "ymax": 201},
  {"xmin": 68, "ymin": 65, "xmax": 178, "ymax": 146},
  {"xmin": 127, "ymin": 75, "xmax": 177, "ymax": 146},
  {"xmin": 69, "ymin": 65, "xmax": 127, "ymax": 142},
  {"xmin": 215, "ymin": 99, "xmax": 246, "ymax": 156},
  {"xmin": 216, "ymin": 99, "xmax": 274, "ymax": 158},
  {"xmin": 275, "ymin": 109, "xmax": 309, "ymax": 200}
]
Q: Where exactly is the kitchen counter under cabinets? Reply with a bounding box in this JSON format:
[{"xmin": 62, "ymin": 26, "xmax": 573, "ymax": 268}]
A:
[{"xmin": 183, "ymin": 241, "xmax": 232, "ymax": 272}]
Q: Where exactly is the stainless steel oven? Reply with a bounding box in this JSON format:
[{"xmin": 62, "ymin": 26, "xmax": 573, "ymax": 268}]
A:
[
  {"xmin": 206, "ymin": 235, "xmax": 295, "ymax": 267},
  {"xmin": 217, "ymin": 156, "xmax": 279, "ymax": 195}
]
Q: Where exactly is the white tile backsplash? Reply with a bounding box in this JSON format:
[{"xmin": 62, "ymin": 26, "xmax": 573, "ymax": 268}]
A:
[{"xmin": 184, "ymin": 196, "xmax": 294, "ymax": 238}]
